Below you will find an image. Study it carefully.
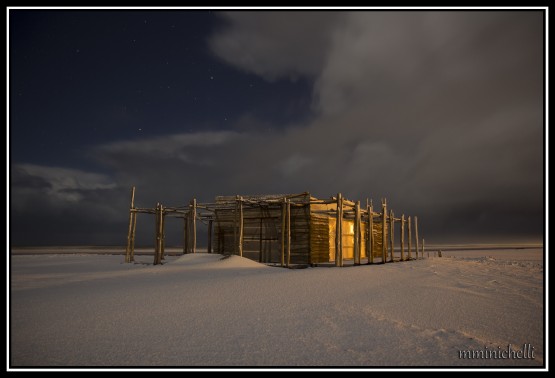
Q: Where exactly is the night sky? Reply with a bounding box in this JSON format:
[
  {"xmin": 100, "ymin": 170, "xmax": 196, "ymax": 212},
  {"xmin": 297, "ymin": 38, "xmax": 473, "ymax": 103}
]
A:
[{"xmin": 9, "ymin": 9, "xmax": 545, "ymax": 246}]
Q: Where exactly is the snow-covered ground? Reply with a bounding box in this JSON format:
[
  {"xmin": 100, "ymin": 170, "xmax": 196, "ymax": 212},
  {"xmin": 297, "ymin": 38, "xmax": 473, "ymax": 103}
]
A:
[{"xmin": 9, "ymin": 248, "xmax": 544, "ymax": 367}]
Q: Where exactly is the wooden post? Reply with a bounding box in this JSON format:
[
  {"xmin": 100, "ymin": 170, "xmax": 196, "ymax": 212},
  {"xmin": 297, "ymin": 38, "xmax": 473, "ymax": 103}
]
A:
[
  {"xmin": 130, "ymin": 211, "xmax": 137, "ymax": 263},
  {"xmin": 239, "ymin": 196, "xmax": 244, "ymax": 257},
  {"xmin": 125, "ymin": 186, "xmax": 136, "ymax": 263},
  {"xmin": 415, "ymin": 216, "xmax": 420, "ymax": 259},
  {"xmin": 192, "ymin": 198, "xmax": 197, "ymax": 254},
  {"xmin": 400, "ymin": 214, "xmax": 405, "ymax": 261},
  {"xmin": 268, "ymin": 229, "xmax": 272, "ymax": 264},
  {"xmin": 154, "ymin": 203, "xmax": 163, "ymax": 265},
  {"xmin": 335, "ymin": 193, "xmax": 343, "ymax": 267},
  {"xmin": 281, "ymin": 198, "xmax": 286, "ymax": 267},
  {"xmin": 207, "ymin": 219, "xmax": 213, "ymax": 254},
  {"xmin": 155, "ymin": 204, "xmax": 160, "ymax": 265},
  {"xmin": 159, "ymin": 205, "xmax": 164, "ymax": 264},
  {"xmin": 339, "ymin": 196, "xmax": 344, "ymax": 267},
  {"xmin": 234, "ymin": 197, "xmax": 238, "ymax": 256},
  {"xmin": 422, "ymin": 238, "xmax": 426, "ymax": 258},
  {"xmin": 154, "ymin": 203, "xmax": 159, "ymax": 263},
  {"xmin": 368, "ymin": 204, "xmax": 374, "ymax": 264},
  {"xmin": 286, "ymin": 200, "xmax": 291, "ymax": 267},
  {"xmin": 160, "ymin": 207, "xmax": 165, "ymax": 261},
  {"xmin": 381, "ymin": 200, "xmax": 387, "ymax": 263},
  {"xmin": 408, "ymin": 216, "xmax": 412, "ymax": 260},
  {"xmin": 335, "ymin": 194, "xmax": 341, "ymax": 267},
  {"xmin": 259, "ymin": 211, "xmax": 263, "ymax": 263},
  {"xmin": 183, "ymin": 216, "xmax": 188, "ymax": 254},
  {"xmin": 354, "ymin": 201, "xmax": 361, "ymax": 265},
  {"xmin": 389, "ymin": 209, "xmax": 394, "ymax": 262}
]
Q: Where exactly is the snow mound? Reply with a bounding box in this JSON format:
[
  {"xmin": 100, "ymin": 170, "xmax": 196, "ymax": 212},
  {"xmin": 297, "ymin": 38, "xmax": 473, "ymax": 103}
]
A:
[{"xmin": 170, "ymin": 253, "xmax": 270, "ymax": 269}]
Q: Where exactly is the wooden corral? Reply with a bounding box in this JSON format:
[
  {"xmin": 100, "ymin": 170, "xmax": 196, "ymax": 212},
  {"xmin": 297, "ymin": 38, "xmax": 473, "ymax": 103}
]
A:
[{"xmin": 124, "ymin": 188, "xmax": 424, "ymax": 266}]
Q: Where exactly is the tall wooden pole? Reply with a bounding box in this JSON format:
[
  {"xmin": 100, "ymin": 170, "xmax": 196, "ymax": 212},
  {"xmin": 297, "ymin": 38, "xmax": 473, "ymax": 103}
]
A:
[
  {"xmin": 335, "ymin": 194, "xmax": 341, "ymax": 267},
  {"xmin": 125, "ymin": 186, "xmax": 136, "ymax": 263},
  {"xmin": 422, "ymin": 238, "xmax": 425, "ymax": 258},
  {"xmin": 160, "ymin": 207, "xmax": 165, "ymax": 261},
  {"xmin": 354, "ymin": 201, "xmax": 361, "ymax": 265},
  {"xmin": 183, "ymin": 217, "xmax": 189, "ymax": 254},
  {"xmin": 281, "ymin": 198, "xmax": 286, "ymax": 267},
  {"xmin": 335, "ymin": 193, "xmax": 343, "ymax": 267},
  {"xmin": 192, "ymin": 198, "xmax": 197, "ymax": 254},
  {"xmin": 238, "ymin": 196, "xmax": 244, "ymax": 257},
  {"xmin": 368, "ymin": 204, "xmax": 374, "ymax": 264},
  {"xmin": 234, "ymin": 197, "xmax": 238, "ymax": 256},
  {"xmin": 389, "ymin": 209, "xmax": 395, "ymax": 262},
  {"xmin": 159, "ymin": 204, "xmax": 164, "ymax": 264},
  {"xmin": 400, "ymin": 214, "xmax": 405, "ymax": 261},
  {"xmin": 286, "ymin": 200, "xmax": 291, "ymax": 267},
  {"xmin": 154, "ymin": 203, "xmax": 159, "ymax": 263},
  {"xmin": 154, "ymin": 203, "xmax": 162, "ymax": 265},
  {"xmin": 268, "ymin": 228, "xmax": 272, "ymax": 264},
  {"xmin": 408, "ymin": 216, "xmax": 412, "ymax": 260},
  {"xmin": 130, "ymin": 211, "xmax": 137, "ymax": 262},
  {"xmin": 381, "ymin": 200, "xmax": 387, "ymax": 264},
  {"xmin": 415, "ymin": 216, "xmax": 420, "ymax": 259},
  {"xmin": 340, "ymin": 196, "xmax": 344, "ymax": 267},
  {"xmin": 157, "ymin": 204, "xmax": 161, "ymax": 264},
  {"xmin": 259, "ymin": 211, "xmax": 263, "ymax": 263},
  {"xmin": 207, "ymin": 219, "xmax": 213, "ymax": 254}
]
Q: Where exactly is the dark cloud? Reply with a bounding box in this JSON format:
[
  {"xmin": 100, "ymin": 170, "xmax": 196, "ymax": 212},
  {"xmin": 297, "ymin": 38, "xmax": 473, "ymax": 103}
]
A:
[
  {"xmin": 209, "ymin": 12, "xmax": 343, "ymax": 80},
  {"xmin": 11, "ymin": 166, "xmax": 52, "ymax": 190},
  {"xmin": 10, "ymin": 164, "xmax": 127, "ymax": 245},
  {"xmin": 10, "ymin": 11, "xmax": 544, "ymax": 246}
]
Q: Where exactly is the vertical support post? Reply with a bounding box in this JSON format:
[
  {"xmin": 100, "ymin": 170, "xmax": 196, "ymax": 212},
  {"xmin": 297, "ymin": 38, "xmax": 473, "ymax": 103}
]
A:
[
  {"xmin": 268, "ymin": 226, "xmax": 272, "ymax": 264},
  {"xmin": 389, "ymin": 209, "xmax": 395, "ymax": 262},
  {"xmin": 238, "ymin": 196, "xmax": 244, "ymax": 257},
  {"xmin": 368, "ymin": 203, "xmax": 374, "ymax": 264},
  {"xmin": 154, "ymin": 203, "xmax": 159, "ymax": 263},
  {"xmin": 183, "ymin": 214, "xmax": 189, "ymax": 254},
  {"xmin": 381, "ymin": 200, "xmax": 387, "ymax": 264},
  {"xmin": 400, "ymin": 214, "xmax": 405, "ymax": 261},
  {"xmin": 125, "ymin": 186, "xmax": 136, "ymax": 263},
  {"xmin": 130, "ymin": 211, "xmax": 137, "ymax": 262},
  {"xmin": 259, "ymin": 210, "xmax": 263, "ymax": 263},
  {"xmin": 339, "ymin": 196, "xmax": 344, "ymax": 267},
  {"xmin": 354, "ymin": 201, "xmax": 361, "ymax": 265},
  {"xmin": 335, "ymin": 194, "xmax": 341, "ymax": 267},
  {"xmin": 415, "ymin": 216, "xmax": 420, "ymax": 260},
  {"xmin": 154, "ymin": 203, "xmax": 163, "ymax": 265},
  {"xmin": 335, "ymin": 193, "xmax": 343, "ymax": 267},
  {"xmin": 234, "ymin": 197, "xmax": 238, "ymax": 256},
  {"xmin": 281, "ymin": 198, "xmax": 286, "ymax": 267},
  {"xmin": 207, "ymin": 219, "xmax": 213, "ymax": 254},
  {"xmin": 408, "ymin": 216, "xmax": 412, "ymax": 260},
  {"xmin": 286, "ymin": 200, "xmax": 291, "ymax": 267},
  {"xmin": 192, "ymin": 198, "xmax": 197, "ymax": 254},
  {"xmin": 160, "ymin": 207, "xmax": 165, "ymax": 261},
  {"xmin": 422, "ymin": 238, "xmax": 426, "ymax": 258}
]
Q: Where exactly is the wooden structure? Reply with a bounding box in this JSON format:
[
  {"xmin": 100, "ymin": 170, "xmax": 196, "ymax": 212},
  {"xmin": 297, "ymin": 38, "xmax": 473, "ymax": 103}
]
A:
[{"xmin": 124, "ymin": 188, "xmax": 425, "ymax": 266}]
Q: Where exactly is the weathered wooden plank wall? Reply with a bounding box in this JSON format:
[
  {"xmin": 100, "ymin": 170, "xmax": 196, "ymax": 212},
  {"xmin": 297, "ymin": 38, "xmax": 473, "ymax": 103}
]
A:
[{"xmin": 214, "ymin": 194, "xmax": 312, "ymax": 264}]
